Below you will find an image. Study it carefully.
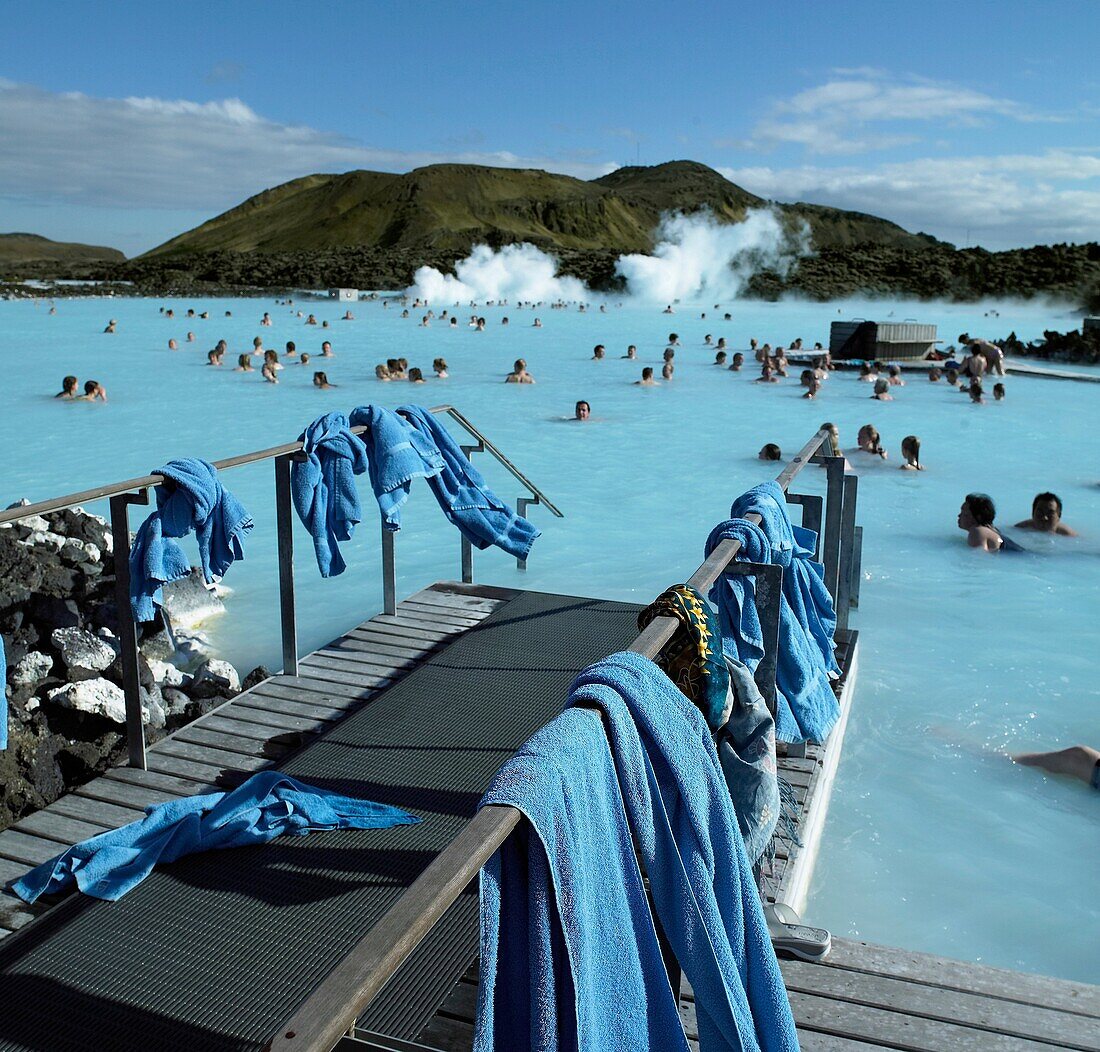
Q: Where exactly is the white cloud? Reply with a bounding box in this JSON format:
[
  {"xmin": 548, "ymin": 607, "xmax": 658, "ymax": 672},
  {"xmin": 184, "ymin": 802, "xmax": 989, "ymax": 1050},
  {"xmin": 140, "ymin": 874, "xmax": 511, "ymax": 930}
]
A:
[
  {"xmin": 0, "ymin": 81, "xmax": 618, "ymax": 213},
  {"xmin": 744, "ymin": 71, "xmax": 1064, "ymax": 155},
  {"xmin": 720, "ymin": 150, "xmax": 1100, "ymax": 249}
]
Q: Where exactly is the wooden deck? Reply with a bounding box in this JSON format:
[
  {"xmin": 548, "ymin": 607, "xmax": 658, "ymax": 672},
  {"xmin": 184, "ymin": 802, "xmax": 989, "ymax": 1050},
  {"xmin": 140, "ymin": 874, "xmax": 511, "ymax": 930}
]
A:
[{"xmin": 0, "ymin": 581, "xmax": 510, "ymax": 941}]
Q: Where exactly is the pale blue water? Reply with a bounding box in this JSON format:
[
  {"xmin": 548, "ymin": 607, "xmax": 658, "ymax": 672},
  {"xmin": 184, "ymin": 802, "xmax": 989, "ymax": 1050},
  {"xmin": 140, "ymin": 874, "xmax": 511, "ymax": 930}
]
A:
[{"xmin": 1, "ymin": 293, "xmax": 1097, "ymax": 983}]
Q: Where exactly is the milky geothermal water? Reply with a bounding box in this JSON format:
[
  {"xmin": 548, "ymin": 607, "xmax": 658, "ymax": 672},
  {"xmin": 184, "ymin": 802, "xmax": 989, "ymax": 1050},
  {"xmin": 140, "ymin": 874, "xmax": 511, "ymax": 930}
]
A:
[{"xmin": 1, "ymin": 291, "xmax": 1097, "ymax": 984}]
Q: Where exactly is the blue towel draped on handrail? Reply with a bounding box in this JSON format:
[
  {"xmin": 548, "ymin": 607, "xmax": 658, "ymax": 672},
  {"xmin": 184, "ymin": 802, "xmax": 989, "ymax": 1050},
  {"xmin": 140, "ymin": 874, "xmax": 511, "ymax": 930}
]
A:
[
  {"xmin": 129, "ymin": 458, "xmax": 252, "ymax": 622},
  {"xmin": 730, "ymin": 482, "xmax": 839, "ymax": 676},
  {"xmin": 707, "ymin": 519, "xmax": 839, "ymax": 744},
  {"xmin": 396, "ymin": 405, "xmax": 540, "ymax": 560},
  {"xmin": 291, "ymin": 411, "xmax": 369, "ymax": 578},
  {"xmin": 11, "ymin": 770, "xmax": 420, "ymax": 903},
  {"xmin": 476, "ymin": 706, "xmax": 687, "ymax": 1052},
  {"xmin": 348, "ymin": 404, "xmax": 445, "ymax": 532},
  {"xmin": 476, "ymin": 651, "xmax": 798, "ymax": 1052}
]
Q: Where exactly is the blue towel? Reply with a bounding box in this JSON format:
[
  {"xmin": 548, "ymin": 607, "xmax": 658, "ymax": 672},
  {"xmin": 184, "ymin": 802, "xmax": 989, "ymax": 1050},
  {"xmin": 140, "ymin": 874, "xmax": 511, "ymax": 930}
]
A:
[
  {"xmin": 707, "ymin": 519, "xmax": 839, "ymax": 744},
  {"xmin": 12, "ymin": 770, "xmax": 420, "ymax": 902},
  {"xmin": 476, "ymin": 706, "xmax": 687, "ymax": 1052},
  {"xmin": 731, "ymin": 483, "xmax": 839, "ymax": 676},
  {"xmin": 566, "ymin": 652, "xmax": 798, "ymax": 1052},
  {"xmin": 396, "ymin": 405, "xmax": 540, "ymax": 560},
  {"xmin": 348, "ymin": 405, "xmax": 444, "ymax": 532},
  {"xmin": 717, "ymin": 657, "xmax": 780, "ymax": 867},
  {"xmin": 129, "ymin": 458, "xmax": 252, "ymax": 622},
  {"xmin": 292, "ymin": 412, "xmax": 369, "ymax": 578}
]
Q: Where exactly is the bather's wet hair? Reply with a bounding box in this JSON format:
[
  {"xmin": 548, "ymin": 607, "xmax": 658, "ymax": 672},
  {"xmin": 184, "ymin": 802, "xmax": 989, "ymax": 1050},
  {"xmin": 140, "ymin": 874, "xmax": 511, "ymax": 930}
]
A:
[
  {"xmin": 759, "ymin": 443, "xmax": 782, "ymax": 461},
  {"xmin": 901, "ymin": 435, "xmax": 920, "ymax": 465},
  {"xmin": 965, "ymin": 492, "xmax": 996, "ymax": 527}
]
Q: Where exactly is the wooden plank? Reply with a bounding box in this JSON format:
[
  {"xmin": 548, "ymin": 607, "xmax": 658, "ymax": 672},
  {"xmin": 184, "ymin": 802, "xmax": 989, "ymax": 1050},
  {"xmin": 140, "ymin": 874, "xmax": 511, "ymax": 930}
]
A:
[
  {"xmin": 0, "ymin": 888, "xmax": 41, "ymax": 933},
  {"xmin": 316, "ymin": 643, "xmax": 423, "ymax": 671},
  {"xmin": 781, "ymin": 959, "xmax": 1099, "ymax": 1049},
  {"xmin": 293, "ymin": 664, "xmax": 395, "ymax": 690},
  {"xmin": 76, "ymin": 778, "xmax": 181, "ymax": 811},
  {"xmin": 348, "ymin": 623, "xmax": 455, "ymax": 646},
  {"xmin": 153, "ymin": 739, "xmax": 270, "ymax": 773},
  {"xmin": 822, "ymin": 939, "xmax": 1100, "ymax": 1020},
  {"xmin": 209, "ymin": 703, "xmax": 333, "ymax": 734},
  {"xmin": 172, "ymin": 724, "xmax": 293, "ymax": 760},
  {"xmin": 369, "ymin": 613, "xmax": 468, "ymax": 635},
  {"xmin": 787, "ymin": 990, "xmax": 1058, "ymax": 1052},
  {"xmin": 47, "ymin": 793, "xmax": 143, "ymax": 828},
  {"xmin": 104, "ymin": 766, "xmax": 220, "ymax": 796},
  {"xmin": 202, "ymin": 713, "xmax": 318, "ymax": 743},
  {"xmin": 389, "ymin": 605, "xmax": 483, "ymax": 629},
  {"xmin": 0, "ymin": 856, "xmax": 32, "ymax": 888},
  {"xmin": 145, "ymin": 752, "xmax": 249, "ymax": 785},
  {"xmin": 247, "ymin": 680, "xmax": 369, "ymax": 708},
  {"xmin": 305, "ymin": 651, "xmax": 409, "ymax": 682},
  {"xmin": 14, "ymin": 810, "xmax": 109, "ymax": 846},
  {"xmin": 324, "ymin": 635, "xmax": 439, "ymax": 662},
  {"xmin": 235, "ymin": 693, "xmax": 350, "ymax": 723},
  {"xmin": 273, "ymin": 674, "xmax": 384, "ymax": 701},
  {"xmin": 405, "ymin": 587, "xmax": 502, "ymax": 613},
  {"xmin": 795, "ymin": 1033, "xmax": 887, "ymax": 1051},
  {"xmin": 426, "ymin": 581, "xmax": 517, "ymax": 602},
  {"xmin": 0, "ymin": 830, "xmax": 63, "ymax": 866}
]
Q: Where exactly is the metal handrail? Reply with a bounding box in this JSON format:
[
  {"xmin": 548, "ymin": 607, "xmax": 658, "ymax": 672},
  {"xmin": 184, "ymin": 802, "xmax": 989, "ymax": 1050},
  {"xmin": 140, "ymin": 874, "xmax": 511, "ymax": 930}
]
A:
[
  {"xmin": 0, "ymin": 404, "xmax": 558, "ymax": 525},
  {"xmin": 269, "ymin": 427, "xmax": 846, "ymax": 1052}
]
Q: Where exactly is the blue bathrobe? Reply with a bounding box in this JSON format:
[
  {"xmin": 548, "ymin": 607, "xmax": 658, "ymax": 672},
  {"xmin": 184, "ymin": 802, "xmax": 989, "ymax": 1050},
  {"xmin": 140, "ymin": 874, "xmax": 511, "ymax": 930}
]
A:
[
  {"xmin": 129, "ymin": 459, "xmax": 253, "ymax": 622},
  {"xmin": 12, "ymin": 770, "xmax": 419, "ymax": 902},
  {"xmin": 477, "ymin": 652, "xmax": 798, "ymax": 1052},
  {"xmin": 347, "ymin": 404, "xmax": 444, "ymax": 532},
  {"xmin": 397, "ymin": 405, "xmax": 540, "ymax": 560},
  {"xmin": 730, "ymin": 482, "xmax": 839, "ymax": 676},
  {"xmin": 707, "ymin": 519, "xmax": 839, "ymax": 744},
  {"xmin": 292, "ymin": 412, "xmax": 369, "ymax": 578}
]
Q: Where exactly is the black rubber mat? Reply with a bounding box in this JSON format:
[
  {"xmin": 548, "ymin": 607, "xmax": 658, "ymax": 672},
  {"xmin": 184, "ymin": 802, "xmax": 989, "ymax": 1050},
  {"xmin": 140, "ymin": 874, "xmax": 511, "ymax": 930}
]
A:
[{"xmin": 0, "ymin": 589, "xmax": 642, "ymax": 1052}]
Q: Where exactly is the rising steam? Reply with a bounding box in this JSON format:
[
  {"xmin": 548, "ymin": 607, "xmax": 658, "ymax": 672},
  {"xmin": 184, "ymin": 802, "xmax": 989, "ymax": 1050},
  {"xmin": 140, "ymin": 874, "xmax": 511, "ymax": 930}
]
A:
[{"xmin": 407, "ymin": 207, "xmax": 809, "ymax": 303}]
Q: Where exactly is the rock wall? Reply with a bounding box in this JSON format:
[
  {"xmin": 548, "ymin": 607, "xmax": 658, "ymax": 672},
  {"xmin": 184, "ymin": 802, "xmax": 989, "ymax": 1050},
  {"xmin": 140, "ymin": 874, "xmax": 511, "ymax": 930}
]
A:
[{"xmin": 0, "ymin": 505, "xmax": 263, "ymax": 831}]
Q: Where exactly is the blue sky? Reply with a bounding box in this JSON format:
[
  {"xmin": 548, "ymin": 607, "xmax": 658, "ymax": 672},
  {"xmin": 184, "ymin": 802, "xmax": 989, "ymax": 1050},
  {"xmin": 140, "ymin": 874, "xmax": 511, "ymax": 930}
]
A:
[{"xmin": 2, "ymin": 0, "xmax": 1098, "ymax": 255}]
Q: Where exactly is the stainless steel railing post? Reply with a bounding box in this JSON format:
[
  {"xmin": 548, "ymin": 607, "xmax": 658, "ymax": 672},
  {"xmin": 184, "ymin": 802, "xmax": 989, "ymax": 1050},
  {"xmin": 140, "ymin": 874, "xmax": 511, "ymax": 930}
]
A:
[
  {"xmin": 274, "ymin": 453, "xmax": 299, "ymax": 676},
  {"xmin": 459, "ymin": 442, "xmax": 485, "ymax": 585},
  {"xmin": 815, "ymin": 455, "xmax": 846, "ymax": 602},
  {"xmin": 516, "ymin": 496, "xmax": 539, "ymax": 571},
  {"xmin": 109, "ymin": 488, "xmax": 150, "ymax": 769},
  {"xmin": 835, "ymin": 474, "xmax": 859, "ymax": 634},
  {"xmin": 381, "ymin": 526, "xmax": 397, "ymax": 615}
]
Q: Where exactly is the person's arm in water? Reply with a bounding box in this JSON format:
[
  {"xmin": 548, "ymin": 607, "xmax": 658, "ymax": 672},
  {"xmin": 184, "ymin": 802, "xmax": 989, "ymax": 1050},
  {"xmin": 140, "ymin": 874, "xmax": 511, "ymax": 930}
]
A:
[{"xmin": 1015, "ymin": 746, "xmax": 1100, "ymax": 787}]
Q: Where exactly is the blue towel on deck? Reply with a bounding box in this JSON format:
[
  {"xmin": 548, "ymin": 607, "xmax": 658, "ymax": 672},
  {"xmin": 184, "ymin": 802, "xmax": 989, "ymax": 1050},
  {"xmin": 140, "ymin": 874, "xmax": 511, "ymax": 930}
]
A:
[
  {"xmin": 11, "ymin": 770, "xmax": 420, "ymax": 903},
  {"xmin": 396, "ymin": 405, "xmax": 540, "ymax": 560},
  {"xmin": 567, "ymin": 653, "xmax": 798, "ymax": 1052},
  {"xmin": 707, "ymin": 519, "xmax": 839, "ymax": 744},
  {"xmin": 476, "ymin": 706, "xmax": 687, "ymax": 1052},
  {"xmin": 292, "ymin": 412, "xmax": 369, "ymax": 578},
  {"xmin": 129, "ymin": 458, "xmax": 252, "ymax": 623},
  {"xmin": 730, "ymin": 483, "xmax": 840, "ymax": 676},
  {"xmin": 348, "ymin": 405, "xmax": 444, "ymax": 532}
]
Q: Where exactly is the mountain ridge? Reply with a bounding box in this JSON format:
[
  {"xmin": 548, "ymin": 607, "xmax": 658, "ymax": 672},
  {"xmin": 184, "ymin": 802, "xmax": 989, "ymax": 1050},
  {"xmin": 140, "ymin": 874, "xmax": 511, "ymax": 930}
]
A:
[{"xmin": 0, "ymin": 233, "xmax": 125, "ymax": 265}]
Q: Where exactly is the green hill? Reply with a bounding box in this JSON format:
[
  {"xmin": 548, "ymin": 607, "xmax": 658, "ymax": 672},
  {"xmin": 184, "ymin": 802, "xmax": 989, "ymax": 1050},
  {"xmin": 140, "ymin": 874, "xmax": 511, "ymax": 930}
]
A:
[
  {"xmin": 0, "ymin": 233, "xmax": 125, "ymax": 265},
  {"xmin": 142, "ymin": 160, "xmax": 937, "ymax": 259}
]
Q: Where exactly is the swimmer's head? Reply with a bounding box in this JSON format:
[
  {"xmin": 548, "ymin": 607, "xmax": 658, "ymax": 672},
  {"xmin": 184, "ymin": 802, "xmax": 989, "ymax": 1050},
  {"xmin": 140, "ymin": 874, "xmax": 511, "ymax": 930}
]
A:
[
  {"xmin": 960, "ymin": 492, "xmax": 995, "ymax": 529},
  {"xmin": 1031, "ymin": 492, "xmax": 1063, "ymax": 531},
  {"xmin": 300, "ymin": 353, "xmax": 311, "ymax": 365},
  {"xmin": 61, "ymin": 375, "xmax": 78, "ymax": 395},
  {"xmin": 758, "ymin": 443, "xmax": 782, "ymax": 461},
  {"xmin": 238, "ymin": 353, "xmax": 251, "ymax": 368},
  {"xmin": 929, "ymin": 368, "xmax": 941, "ymax": 382},
  {"xmin": 84, "ymin": 380, "xmax": 99, "ymax": 395},
  {"xmin": 873, "ymin": 378, "xmax": 890, "ymax": 396},
  {"xmin": 593, "ymin": 344, "xmax": 605, "ymax": 359},
  {"xmin": 641, "ymin": 366, "xmax": 654, "ymax": 380},
  {"xmin": 715, "ymin": 351, "xmax": 727, "ymax": 364},
  {"xmin": 313, "ymin": 371, "xmax": 328, "ymax": 387},
  {"xmin": 993, "ymin": 382, "xmax": 1006, "ymax": 400},
  {"xmin": 901, "ymin": 434, "xmax": 921, "ymax": 464},
  {"xmin": 945, "ymin": 367, "xmax": 959, "ymax": 384},
  {"xmin": 408, "ymin": 367, "xmax": 424, "ymax": 382},
  {"xmin": 575, "ymin": 400, "xmax": 591, "ymax": 421},
  {"xmin": 375, "ymin": 364, "xmax": 391, "ymax": 379},
  {"xmin": 286, "ymin": 341, "xmax": 296, "ymax": 353},
  {"xmin": 253, "ymin": 336, "xmax": 263, "ymax": 348},
  {"xmin": 857, "ymin": 424, "xmax": 881, "ymax": 452},
  {"xmin": 514, "ymin": 359, "xmax": 526, "ymax": 372}
]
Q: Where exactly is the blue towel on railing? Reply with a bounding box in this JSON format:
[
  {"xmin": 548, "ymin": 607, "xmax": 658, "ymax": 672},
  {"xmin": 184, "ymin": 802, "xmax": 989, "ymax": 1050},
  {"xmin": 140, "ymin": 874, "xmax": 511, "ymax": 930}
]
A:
[
  {"xmin": 11, "ymin": 770, "xmax": 420, "ymax": 903},
  {"xmin": 397, "ymin": 405, "xmax": 540, "ymax": 559},
  {"xmin": 568, "ymin": 652, "xmax": 798, "ymax": 1052},
  {"xmin": 292, "ymin": 412, "xmax": 369, "ymax": 578},
  {"xmin": 707, "ymin": 519, "xmax": 839, "ymax": 744},
  {"xmin": 129, "ymin": 458, "xmax": 252, "ymax": 622},
  {"xmin": 731, "ymin": 482, "xmax": 839, "ymax": 675},
  {"xmin": 476, "ymin": 705, "xmax": 687, "ymax": 1052},
  {"xmin": 348, "ymin": 404, "xmax": 444, "ymax": 532}
]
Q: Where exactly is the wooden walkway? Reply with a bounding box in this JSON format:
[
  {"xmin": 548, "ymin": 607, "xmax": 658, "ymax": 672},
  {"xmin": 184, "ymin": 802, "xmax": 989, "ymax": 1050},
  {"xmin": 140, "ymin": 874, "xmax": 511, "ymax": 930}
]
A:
[{"xmin": 0, "ymin": 581, "xmax": 509, "ymax": 940}]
